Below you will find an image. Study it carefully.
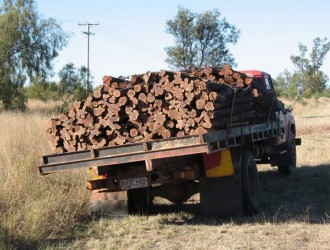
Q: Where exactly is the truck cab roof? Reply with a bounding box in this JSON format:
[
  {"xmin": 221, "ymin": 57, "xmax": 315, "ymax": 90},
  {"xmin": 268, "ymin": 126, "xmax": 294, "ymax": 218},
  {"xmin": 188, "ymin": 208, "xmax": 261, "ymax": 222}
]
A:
[
  {"xmin": 239, "ymin": 70, "xmax": 269, "ymax": 77},
  {"xmin": 239, "ymin": 70, "xmax": 276, "ymax": 96}
]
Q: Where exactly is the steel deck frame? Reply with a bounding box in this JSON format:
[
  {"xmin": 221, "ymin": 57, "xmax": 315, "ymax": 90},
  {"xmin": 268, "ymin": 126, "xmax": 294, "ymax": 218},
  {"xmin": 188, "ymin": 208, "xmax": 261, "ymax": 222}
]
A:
[{"xmin": 39, "ymin": 120, "xmax": 285, "ymax": 175}]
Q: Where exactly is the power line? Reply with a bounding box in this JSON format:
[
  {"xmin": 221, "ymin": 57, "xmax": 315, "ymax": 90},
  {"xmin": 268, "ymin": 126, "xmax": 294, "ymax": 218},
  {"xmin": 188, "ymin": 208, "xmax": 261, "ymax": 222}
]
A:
[
  {"xmin": 99, "ymin": 25, "xmax": 161, "ymax": 59},
  {"xmin": 78, "ymin": 22, "xmax": 100, "ymax": 90}
]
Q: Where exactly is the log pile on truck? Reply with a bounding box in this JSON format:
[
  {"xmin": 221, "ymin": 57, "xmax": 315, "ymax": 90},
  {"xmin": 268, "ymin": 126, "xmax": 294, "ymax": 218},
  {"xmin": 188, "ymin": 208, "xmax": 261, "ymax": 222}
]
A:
[{"xmin": 45, "ymin": 64, "xmax": 283, "ymax": 153}]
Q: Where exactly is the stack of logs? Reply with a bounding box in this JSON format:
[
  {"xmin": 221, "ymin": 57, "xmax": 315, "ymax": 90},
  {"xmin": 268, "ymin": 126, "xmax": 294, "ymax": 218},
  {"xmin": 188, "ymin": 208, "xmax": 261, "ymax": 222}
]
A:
[{"xmin": 45, "ymin": 64, "xmax": 280, "ymax": 153}]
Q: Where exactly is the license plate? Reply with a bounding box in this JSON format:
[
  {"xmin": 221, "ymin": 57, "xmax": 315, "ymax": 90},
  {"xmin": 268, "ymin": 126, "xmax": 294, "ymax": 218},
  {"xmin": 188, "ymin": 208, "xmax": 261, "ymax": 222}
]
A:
[{"xmin": 119, "ymin": 177, "xmax": 148, "ymax": 190}]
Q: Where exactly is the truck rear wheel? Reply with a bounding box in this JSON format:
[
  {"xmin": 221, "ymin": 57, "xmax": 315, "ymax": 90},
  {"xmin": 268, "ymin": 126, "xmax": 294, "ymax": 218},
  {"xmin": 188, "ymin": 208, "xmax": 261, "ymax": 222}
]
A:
[
  {"xmin": 128, "ymin": 188, "xmax": 152, "ymax": 214},
  {"xmin": 199, "ymin": 175, "xmax": 243, "ymax": 217},
  {"xmin": 278, "ymin": 131, "xmax": 296, "ymax": 176},
  {"xmin": 241, "ymin": 149, "xmax": 260, "ymax": 215}
]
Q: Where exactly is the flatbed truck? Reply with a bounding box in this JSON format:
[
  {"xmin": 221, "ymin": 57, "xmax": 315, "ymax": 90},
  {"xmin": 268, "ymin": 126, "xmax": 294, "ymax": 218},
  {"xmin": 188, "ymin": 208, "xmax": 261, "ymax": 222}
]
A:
[{"xmin": 39, "ymin": 70, "xmax": 301, "ymax": 217}]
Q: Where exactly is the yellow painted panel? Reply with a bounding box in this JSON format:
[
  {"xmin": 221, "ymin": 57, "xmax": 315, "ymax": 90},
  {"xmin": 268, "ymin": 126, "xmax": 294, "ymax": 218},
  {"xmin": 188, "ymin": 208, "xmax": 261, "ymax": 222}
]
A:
[{"xmin": 206, "ymin": 149, "xmax": 234, "ymax": 178}]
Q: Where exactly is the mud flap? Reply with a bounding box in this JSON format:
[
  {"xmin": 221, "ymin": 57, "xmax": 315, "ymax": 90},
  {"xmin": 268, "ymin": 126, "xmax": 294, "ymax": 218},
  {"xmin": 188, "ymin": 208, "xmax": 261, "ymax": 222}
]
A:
[
  {"xmin": 199, "ymin": 175, "xmax": 243, "ymax": 217},
  {"xmin": 89, "ymin": 190, "xmax": 128, "ymax": 218}
]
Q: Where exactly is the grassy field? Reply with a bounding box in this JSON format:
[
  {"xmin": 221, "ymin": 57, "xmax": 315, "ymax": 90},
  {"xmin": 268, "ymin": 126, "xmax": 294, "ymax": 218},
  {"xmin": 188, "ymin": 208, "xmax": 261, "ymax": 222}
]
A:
[{"xmin": 0, "ymin": 98, "xmax": 329, "ymax": 249}]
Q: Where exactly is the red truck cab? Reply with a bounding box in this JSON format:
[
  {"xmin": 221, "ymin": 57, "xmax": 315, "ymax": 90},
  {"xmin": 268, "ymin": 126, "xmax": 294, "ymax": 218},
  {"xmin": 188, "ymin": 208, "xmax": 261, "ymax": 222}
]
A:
[
  {"xmin": 240, "ymin": 70, "xmax": 277, "ymax": 95},
  {"xmin": 240, "ymin": 70, "xmax": 300, "ymax": 175},
  {"xmin": 240, "ymin": 70, "xmax": 296, "ymax": 140}
]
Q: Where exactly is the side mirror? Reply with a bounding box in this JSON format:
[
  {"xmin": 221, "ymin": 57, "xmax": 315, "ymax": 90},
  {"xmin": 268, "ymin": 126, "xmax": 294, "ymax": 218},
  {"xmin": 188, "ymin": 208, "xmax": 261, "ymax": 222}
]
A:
[{"xmin": 297, "ymin": 86, "xmax": 304, "ymax": 97}]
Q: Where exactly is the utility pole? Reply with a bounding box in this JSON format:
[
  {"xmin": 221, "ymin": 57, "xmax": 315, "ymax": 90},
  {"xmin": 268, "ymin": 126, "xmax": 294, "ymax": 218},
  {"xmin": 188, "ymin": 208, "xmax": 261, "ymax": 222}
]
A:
[{"xmin": 78, "ymin": 22, "xmax": 99, "ymax": 91}]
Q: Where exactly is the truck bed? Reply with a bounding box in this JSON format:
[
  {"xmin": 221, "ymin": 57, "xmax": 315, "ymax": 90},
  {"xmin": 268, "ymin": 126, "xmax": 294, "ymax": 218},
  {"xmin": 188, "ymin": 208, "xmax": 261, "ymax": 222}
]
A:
[{"xmin": 39, "ymin": 120, "xmax": 285, "ymax": 175}]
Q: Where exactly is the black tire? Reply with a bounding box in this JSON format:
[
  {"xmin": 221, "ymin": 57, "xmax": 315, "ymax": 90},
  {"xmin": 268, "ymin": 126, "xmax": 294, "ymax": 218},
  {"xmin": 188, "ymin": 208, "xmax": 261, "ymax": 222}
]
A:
[
  {"xmin": 241, "ymin": 149, "xmax": 260, "ymax": 215},
  {"xmin": 278, "ymin": 131, "xmax": 296, "ymax": 176},
  {"xmin": 128, "ymin": 188, "xmax": 152, "ymax": 214}
]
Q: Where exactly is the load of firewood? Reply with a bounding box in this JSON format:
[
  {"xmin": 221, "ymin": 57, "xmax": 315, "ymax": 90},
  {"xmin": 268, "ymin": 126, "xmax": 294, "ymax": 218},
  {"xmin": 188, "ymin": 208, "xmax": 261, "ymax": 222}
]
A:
[{"xmin": 45, "ymin": 64, "xmax": 280, "ymax": 153}]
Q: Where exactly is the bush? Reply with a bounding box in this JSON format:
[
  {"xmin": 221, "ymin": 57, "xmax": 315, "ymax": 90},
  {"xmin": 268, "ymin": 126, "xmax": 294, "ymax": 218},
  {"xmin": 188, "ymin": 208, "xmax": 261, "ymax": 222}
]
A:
[
  {"xmin": 26, "ymin": 81, "xmax": 58, "ymax": 102},
  {"xmin": 0, "ymin": 85, "xmax": 27, "ymax": 111}
]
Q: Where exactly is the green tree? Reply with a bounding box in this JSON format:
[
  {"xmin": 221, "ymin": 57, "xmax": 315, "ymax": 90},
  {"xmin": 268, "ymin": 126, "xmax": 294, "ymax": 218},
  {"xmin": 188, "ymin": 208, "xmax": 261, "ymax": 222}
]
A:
[
  {"xmin": 0, "ymin": 0, "xmax": 68, "ymax": 110},
  {"xmin": 165, "ymin": 7, "xmax": 240, "ymax": 69},
  {"xmin": 290, "ymin": 37, "xmax": 330, "ymax": 94},
  {"xmin": 58, "ymin": 63, "xmax": 93, "ymax": 110},
  {"xmin": 26, "ymin": 76, "xmax": 58, "ymax": 101},
  {"xmin": 274, "ymin": 70, "xmax": 301, "ymax": 98}
]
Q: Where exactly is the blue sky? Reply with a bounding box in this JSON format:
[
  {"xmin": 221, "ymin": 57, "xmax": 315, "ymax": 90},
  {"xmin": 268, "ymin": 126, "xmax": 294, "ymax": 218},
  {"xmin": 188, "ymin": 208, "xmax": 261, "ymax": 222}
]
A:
[{"xmin": 36, "ymin": 0, "xmax": 330, "ymax": 86}]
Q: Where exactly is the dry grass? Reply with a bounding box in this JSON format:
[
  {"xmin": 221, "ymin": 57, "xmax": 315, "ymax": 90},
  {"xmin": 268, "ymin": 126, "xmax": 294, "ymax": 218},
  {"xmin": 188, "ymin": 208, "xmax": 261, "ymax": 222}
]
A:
[
  {"xmin": 0, "ymin": 98, "xmax": 330, "ymax": 249},
  {"xmin": 0, "ymin": 100, "xmax": 90, "ymax": 249},
  {"xmin": 25, "ymin": 99, "xmax": 63, "ymax": 116},
  {"xmin": 283, "ymin": 97, "xmax": 330, "ymax": 136}
]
